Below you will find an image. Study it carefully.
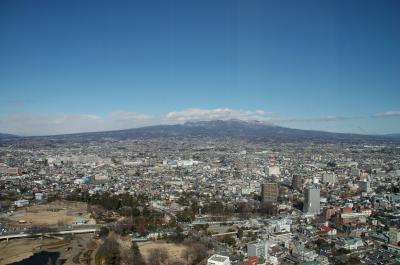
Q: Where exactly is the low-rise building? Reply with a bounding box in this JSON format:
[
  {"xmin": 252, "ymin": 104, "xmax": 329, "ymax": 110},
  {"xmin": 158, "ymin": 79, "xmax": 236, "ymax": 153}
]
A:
[
  {"xmin": 207, "ymin": 254, "xmax": 230, "ymax": 265},
  {"xmin": 14, "ymin": 199, "xmax": 29, "ymax": 207},
  {"xmin": 335, "ymin": 238, "xmax": 363, "ymax": 250}
]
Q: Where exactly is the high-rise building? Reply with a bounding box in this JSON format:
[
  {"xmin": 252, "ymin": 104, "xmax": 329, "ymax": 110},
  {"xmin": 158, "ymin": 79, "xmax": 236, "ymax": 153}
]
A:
[
  {"xmin": 359, "ymin": 180, "xmax": 371, "ymax": 193},
  {"xmin": 292, "ymin": 175, "xmax": 303, "ymax": 190},
  {"xmin": 265, "ymin": 166, "xmax": 280, "ymax": 177},
  {"xmin": 303, "ymin": 187, "xmax": 320, "ymax": 215},
  {"xmin": 351, "ymin": 167, "xmax": 361, "ymax": 177},
  {"xmin": 322, "ymin": 172, "xmax": 336, "ymax": 185},
  {"xmin": 262, "ymin": 183, "xmax": 279, "ymax": 203}
]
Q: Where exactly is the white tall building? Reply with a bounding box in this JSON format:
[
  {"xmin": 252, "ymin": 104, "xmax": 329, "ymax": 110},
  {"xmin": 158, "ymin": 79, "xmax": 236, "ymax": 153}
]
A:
[{"xmin": 303, "ymin": 187, "xmax": 320, "ymax": 215}]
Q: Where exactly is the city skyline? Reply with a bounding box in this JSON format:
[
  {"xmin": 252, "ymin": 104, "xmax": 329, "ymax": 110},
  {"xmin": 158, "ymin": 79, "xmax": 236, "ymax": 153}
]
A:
[{"xmin": 1, "ymin": 0, "xmax": 400, "ymax": 135}]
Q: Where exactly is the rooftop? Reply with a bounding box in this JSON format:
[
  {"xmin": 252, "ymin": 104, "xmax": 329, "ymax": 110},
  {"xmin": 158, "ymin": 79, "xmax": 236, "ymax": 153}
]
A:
[{"xmin": 208, "ymin": 254, "xmax": 229, "ymax": 262}]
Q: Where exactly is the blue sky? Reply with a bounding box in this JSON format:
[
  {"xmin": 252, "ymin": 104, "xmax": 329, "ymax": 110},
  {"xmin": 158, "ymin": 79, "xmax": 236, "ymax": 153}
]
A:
[{"xmin": 0, "ymin": 0, "xmax": 400, "ymax": 135}]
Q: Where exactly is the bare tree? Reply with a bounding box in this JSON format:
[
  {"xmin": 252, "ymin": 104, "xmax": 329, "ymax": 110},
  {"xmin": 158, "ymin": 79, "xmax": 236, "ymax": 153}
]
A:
[{"xmin": 182, "ymin": 242, "xmax": 208, "ymax": 265}]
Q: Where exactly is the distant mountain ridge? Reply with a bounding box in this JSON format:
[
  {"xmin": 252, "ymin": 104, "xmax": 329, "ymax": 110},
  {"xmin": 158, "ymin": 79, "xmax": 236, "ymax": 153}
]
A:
[
  {"xmin": 10, "ymin": 119, "xmax": 398, "ymax": 142},
  {"xmin": 0, "ymin": 133, "xmax": 19, "ymax": 139}
]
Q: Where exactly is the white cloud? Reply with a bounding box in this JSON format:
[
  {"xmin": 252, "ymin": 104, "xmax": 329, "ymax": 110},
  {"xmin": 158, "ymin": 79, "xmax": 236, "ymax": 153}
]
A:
[
  {"xmin": 2, "ymin": 99, "xmax": 30, "ymax": 106},
  {"xmin": 0, "ymin": 113, "xmax": 105, "ymax": 136},
  {"xmin": 373, "ymin": 111, "xmax": 400, "ymax": 117},
  {"xmin": 107, "ymin": 111, "xmax": 158, "ymax": 130},
  {"xmin": 274, "ymin": 115, "xmax": 341, "ymax": 123},
  {"xmin": 166, "ymin": 108, "xmax": 273, "ymax": 123},
  {"xmin": 110, "ymin": 111, "xmax": 155, "ymax": 123},
  {"xmin": 0, "ymin": 111, "xmax": 162, "ymax": 136},
  {"xmin": 316, "ymin": 116, "xmax": 339, "ymax": 121}
]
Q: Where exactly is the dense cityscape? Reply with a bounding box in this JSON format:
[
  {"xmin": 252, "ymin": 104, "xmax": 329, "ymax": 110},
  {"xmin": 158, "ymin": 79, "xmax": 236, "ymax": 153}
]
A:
[{"xmin": 1, "ymin": 121, "xmax": 400, "ymax": 264}]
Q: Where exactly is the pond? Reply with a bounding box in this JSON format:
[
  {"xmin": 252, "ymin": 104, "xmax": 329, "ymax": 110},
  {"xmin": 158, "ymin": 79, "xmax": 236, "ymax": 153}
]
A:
[{"xmin": 10, "ymin": 251, "xmax": 65, "ymax": 265}]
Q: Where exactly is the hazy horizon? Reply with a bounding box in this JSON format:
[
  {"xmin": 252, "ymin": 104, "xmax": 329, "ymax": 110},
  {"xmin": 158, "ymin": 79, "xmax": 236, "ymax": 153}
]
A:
[{"xmin": 2, "ymin": 117, "xmax": 399, "ymax": 138}]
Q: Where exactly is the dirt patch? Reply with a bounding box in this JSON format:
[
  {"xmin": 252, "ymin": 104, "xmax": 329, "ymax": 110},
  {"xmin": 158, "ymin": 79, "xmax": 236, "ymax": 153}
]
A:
[{"xmin": 6, "ymin": 200, "xmax": 95, "ymax": 226}]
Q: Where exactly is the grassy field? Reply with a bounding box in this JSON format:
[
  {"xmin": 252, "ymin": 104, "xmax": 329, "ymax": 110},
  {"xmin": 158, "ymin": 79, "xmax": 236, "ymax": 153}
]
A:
[
  {"xmin": 138, "ymin": 241, "xmax": 188, "ymax": 263},
  {"xmin": 7, "ymin": 200, "xmax": 95, "ymax": 226}
]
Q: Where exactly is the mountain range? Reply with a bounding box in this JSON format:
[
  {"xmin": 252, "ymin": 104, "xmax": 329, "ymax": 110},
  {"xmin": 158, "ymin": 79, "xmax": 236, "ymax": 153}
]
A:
[
  {"xmin": 1, "ymin": 119, "xmax": 398, "ymax": 142},
  {"xmin": 0, "ymin": 133, "xmax": 19, "ymax": 140}
]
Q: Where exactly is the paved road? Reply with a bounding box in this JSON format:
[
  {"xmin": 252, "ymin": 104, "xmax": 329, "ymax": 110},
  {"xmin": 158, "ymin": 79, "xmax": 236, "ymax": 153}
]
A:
[{"xmin": 0, "ymin": 227, "xmax": 99, "ymax": 241}]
